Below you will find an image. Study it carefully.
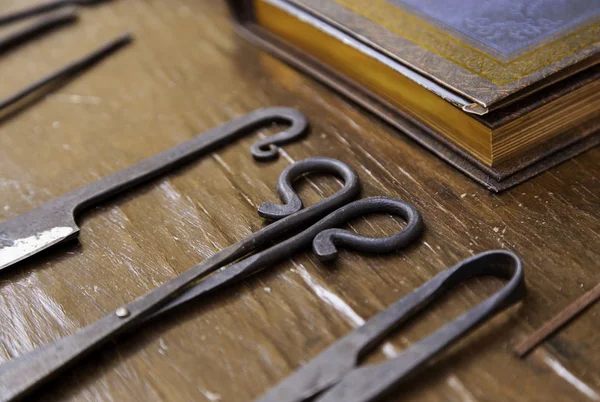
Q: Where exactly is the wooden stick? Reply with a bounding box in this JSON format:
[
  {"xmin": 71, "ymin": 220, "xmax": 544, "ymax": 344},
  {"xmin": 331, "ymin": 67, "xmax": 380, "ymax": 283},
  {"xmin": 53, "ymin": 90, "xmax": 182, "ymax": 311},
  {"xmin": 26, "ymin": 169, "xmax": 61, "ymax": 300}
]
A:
[{"xmin": 515, "ymin": 282, "xmax": 600, "ymax": 358}]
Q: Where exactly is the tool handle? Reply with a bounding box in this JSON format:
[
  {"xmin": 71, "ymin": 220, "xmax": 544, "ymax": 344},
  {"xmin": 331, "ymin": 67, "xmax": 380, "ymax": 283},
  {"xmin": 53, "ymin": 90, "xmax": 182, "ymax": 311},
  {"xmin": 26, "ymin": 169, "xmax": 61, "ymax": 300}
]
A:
[
  {"xmin": 348, "ymin": 268, "xmax": 456, "ymax": 354},
  {"xmin": 346, "ymin": 251, "xmax": 523, "ymax": 356},
  {"xmin": 0, "ymin": 107, "xmax": 306, "ymax": 272},
  {"xmin": 147, "ymin": 157, "xmax": 363, "ymax": 319},
  {"xmin": 0, "ymin": 240, "xmax": 242, "ymax": 402},
  {"xmin": 316, "ymin": 251, "xmax": 526, "ymax": 402},
  {"xmin": 150, "ymin": 197, "xmax": 422, "ymax": 319},
  {"xmin": 63, "ymin": 108, "xmax": 307, "ymax": 214},
  {"xmin": 0, "ymin": 157, "xmax": 357, "ymax": 400}
]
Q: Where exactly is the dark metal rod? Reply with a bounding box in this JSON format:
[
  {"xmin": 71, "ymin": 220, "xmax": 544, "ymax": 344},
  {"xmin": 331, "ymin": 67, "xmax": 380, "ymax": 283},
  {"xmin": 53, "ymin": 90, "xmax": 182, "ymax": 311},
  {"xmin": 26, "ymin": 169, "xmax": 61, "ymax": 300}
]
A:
[
  {"xmin": 0, "ymin": 32, "xmax": 132, "ymax": 112},
  {"xmin": 0, "ymin": 0, "xmax": 110, "ymax": 26},
  {"xmin": 0, "ymin": 8, "xmax": 77, "ymax": 54}
]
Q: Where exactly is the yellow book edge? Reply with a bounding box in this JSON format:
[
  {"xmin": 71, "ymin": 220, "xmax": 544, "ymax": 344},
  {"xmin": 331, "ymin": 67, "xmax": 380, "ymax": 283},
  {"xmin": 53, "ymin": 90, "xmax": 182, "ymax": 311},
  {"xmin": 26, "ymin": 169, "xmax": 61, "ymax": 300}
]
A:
[{"xmin": 254, "ymin": 0, "xmax": 600, "ymax": 167}]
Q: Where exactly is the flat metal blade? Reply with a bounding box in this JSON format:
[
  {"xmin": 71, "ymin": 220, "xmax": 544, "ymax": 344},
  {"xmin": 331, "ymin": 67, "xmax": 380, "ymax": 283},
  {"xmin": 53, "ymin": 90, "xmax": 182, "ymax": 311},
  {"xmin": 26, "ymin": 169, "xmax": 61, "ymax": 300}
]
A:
[
  {"xmin": 0, "ymin": 202, "xmax": 78, "ymax": 271},
  {"xmin": 255, "ymin": 341, "xmax": 357, "ymax": 402}
]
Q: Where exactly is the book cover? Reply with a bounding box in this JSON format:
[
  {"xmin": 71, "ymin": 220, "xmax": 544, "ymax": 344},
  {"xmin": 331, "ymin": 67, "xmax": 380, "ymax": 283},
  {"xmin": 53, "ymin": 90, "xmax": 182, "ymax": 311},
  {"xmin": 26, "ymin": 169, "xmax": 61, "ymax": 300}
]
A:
[
  {"xmin": 290, "ymin": 0, "xmax": 600, "ymax": 111},
  {"xmin": 228, "ymin": 0, "xmax": 600, "ymax": 191}
]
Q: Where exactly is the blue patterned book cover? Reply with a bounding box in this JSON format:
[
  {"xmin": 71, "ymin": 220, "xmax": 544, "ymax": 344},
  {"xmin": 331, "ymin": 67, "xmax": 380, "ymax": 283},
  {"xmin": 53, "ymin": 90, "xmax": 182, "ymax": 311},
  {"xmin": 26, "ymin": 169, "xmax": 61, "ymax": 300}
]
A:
[{"xmin": 291, "ymin": 0, "xmax": 600, "ymax": 107}]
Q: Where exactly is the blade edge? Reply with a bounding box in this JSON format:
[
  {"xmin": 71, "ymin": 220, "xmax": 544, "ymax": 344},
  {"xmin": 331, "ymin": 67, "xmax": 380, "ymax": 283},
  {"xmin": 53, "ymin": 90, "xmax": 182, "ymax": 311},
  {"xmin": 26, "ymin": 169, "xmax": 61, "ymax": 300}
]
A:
[{"xmin": 0, "ymin": 226, "xmax": 78, "ymax": 271}]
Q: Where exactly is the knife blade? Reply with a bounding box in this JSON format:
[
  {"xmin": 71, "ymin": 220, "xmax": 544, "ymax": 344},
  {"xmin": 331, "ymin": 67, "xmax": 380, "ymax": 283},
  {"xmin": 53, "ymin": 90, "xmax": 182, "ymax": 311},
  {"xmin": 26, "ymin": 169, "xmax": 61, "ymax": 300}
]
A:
[
  {"xmin": 0, "ymin": 107, "xmax": 308, "ymax": 272},
  {"xmin": 0, "ymin": 197, "xmax": 79, "ymax": 270}
]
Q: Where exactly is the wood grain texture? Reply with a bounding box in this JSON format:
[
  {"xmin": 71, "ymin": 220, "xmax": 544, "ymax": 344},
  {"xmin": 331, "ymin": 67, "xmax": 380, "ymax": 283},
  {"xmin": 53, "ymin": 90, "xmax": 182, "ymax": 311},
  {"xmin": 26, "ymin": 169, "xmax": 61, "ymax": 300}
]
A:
[{"xmin": 0, "ymin": 1, "xmax": 598, "ymax": 401}]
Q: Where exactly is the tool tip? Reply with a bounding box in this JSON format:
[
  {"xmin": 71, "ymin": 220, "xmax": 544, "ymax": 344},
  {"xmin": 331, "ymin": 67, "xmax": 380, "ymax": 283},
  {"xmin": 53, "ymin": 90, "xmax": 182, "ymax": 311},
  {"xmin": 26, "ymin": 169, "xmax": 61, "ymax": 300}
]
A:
[{"xmin": 117, "ymin": 32, "xmax": 134, "ymax": 44}]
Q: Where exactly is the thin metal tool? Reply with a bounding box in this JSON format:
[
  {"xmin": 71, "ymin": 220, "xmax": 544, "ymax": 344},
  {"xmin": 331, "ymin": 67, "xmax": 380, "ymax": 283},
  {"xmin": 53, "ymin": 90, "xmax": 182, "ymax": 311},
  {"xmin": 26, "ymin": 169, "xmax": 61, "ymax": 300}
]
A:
[
  {"xmin": 0, "ymin": 7, "xmax": 77, "ymax": 54},
  {"xmin": 0, "ymin": 32, "xmax": 131, "ymax": 114},
  {"xmin": 0, "ymin": 157, "xmax": 423, "ymax": 401},
  {"xmin": 515, "ymin": 281, "xmax": 600, "ymax": 358},
  {"xmin": 0, "ymin": 107, "xmax": 308, "ymax": 272},
  {"xmin": 257, "ymin": 250, "xmax": 525, "ymax": 402},
  {"xmin": 0, "ymin": 0, "xmax": 109, "ymax": 26}
]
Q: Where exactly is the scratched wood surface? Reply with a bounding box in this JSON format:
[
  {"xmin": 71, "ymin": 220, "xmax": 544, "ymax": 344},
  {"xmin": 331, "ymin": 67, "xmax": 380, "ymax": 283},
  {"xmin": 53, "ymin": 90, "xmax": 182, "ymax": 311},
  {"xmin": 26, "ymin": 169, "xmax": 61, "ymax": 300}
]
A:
[{"xmin": 0, "ymin": 1, "xmax": 599, "ymax": 401}]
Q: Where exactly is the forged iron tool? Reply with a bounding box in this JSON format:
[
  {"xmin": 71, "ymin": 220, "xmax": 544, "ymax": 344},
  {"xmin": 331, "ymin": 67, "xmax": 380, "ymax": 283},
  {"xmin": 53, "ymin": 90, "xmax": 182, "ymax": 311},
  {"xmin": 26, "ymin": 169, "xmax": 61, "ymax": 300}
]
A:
[
  {"xmin": 0, "ymin": 33, "xmax": 131, "ymax": 114},
  {"xmin": 0, "ymin": 157, "xmax": 422, "ymax": 401},
  {"xmin": 0, "ymin": 7, "xmax": 77, "ymax": 54},
  {"xmin": 0, "ymin": 0, "xmax": 110, "ymax": 26},
  {"xmin": 0, "ymin": 107, "xmax": 307, "ymax": 272},
  {"xmin": 256, "ymin": 250, "xmax": 525, "ymax": 402}
]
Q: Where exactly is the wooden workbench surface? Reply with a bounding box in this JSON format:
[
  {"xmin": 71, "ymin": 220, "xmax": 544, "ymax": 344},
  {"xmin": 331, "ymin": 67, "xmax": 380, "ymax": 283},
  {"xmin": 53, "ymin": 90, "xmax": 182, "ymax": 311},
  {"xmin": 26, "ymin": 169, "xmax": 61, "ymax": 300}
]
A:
[{"xmin": 0, "ymin": 1, "xmax": 599, "ymax": 401}]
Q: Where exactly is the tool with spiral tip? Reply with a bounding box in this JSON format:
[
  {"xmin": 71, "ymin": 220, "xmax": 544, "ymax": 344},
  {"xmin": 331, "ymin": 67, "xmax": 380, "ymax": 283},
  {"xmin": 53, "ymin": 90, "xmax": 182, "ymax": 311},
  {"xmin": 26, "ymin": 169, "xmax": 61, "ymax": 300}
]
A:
[
  {"xmin": 0, "ymin": 157, "xmax": 423, "ymax": 401},
  {"xmin": 256, "ymin": 250, "xmax": 525, "ymax": 402},
  {"xmin": 0, "ymin": 107, "xmax": 308, "ymax": 272}
]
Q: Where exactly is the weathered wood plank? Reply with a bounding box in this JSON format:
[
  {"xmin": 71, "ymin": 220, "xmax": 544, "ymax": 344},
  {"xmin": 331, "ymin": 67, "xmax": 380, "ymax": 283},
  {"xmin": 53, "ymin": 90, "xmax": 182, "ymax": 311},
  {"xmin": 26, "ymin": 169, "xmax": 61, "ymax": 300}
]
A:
[{"xmin": 0, "ymin": 0, "xmax": 598, "ymax": 401}]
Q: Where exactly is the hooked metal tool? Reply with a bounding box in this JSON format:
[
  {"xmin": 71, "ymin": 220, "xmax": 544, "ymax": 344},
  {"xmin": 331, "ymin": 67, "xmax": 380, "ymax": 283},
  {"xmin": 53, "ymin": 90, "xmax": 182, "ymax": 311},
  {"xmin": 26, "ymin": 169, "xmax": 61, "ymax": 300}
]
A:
[
  {"xmin": 0, "ymin": 157, "xmax": 423, "ymax": 401},
  {"xmin": 0, "ymin": 107, "xmax": 308, "ymax": 272},
  {"xmin": 256, "ymin": 250, "xmax": 525, "ymax": 402},
  {"xmin": 0, "ymin": 0, "xmax": 109, "ymax": 26}
]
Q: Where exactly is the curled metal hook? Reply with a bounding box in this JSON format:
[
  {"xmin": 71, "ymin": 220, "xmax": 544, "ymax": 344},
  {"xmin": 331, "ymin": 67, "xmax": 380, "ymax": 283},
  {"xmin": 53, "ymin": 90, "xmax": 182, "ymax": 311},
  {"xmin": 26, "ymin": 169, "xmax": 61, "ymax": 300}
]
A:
[
  {"xmin": 258, "ymin": 157, "xmax": 358, "ymax": 219},
  {"xmin": 0, "ymin": 107, "xmax": 309, "ymax": 272},
  {"xmin": 149, "ymin": 157, "xmax": 361, "ymax": 317},
  {"xmin": 152, "ymin": 196, "xmax": 422, "ymax": 318},
  {"xmin": 0, "ymin": 157, "xmax": 364, "ymax": 401},
  {"xmin": 313, "ymin": 196, "xmax": 422, "ymax": 261},
  {"xmin": 264, "ymin": 196, "xmax": 423, "ymax": 267},
  {"xmin": 247, "ymin": 107, "xmax": 309, "ymax": 160}
]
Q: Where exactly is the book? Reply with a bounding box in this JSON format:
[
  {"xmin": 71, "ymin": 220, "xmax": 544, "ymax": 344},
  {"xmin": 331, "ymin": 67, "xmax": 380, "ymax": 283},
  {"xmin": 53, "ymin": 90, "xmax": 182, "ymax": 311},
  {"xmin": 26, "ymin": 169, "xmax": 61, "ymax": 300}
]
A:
[{"xmin": 228, "ymin": 0, "xmax": 600, "ymax": 190}]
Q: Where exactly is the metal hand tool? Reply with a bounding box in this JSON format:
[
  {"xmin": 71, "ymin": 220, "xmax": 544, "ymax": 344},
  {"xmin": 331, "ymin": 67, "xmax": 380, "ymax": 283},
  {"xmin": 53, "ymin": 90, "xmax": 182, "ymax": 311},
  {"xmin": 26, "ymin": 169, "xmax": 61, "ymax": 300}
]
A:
[
  {"xmin": 0, "ymin": 0, "xmax": 109, "ymax": 26},
  {"xmin": 0, "ymin": 157, "xmax": 423, "ymax": 401},
  {"xmin": 0, "ymin": 107, "xmax": 307, "ymax": 272},
  {"xmin": 257, "ymin": 250, "xmax": 525, "ymax": 402},
  {"xmin": 0, "ymin": 32, "xmax": 131, "ymax": 116},
  {"xmin": 0, "ymin": 7, "xmax": 77, "ymax": 54}
]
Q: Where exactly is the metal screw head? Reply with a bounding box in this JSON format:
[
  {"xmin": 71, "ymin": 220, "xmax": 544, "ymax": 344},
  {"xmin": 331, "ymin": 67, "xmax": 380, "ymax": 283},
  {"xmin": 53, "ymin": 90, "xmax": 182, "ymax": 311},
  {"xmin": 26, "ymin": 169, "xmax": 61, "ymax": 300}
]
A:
[{"xmin": 115, "ymin": 307, "xmax": 130, "ymax": 318}]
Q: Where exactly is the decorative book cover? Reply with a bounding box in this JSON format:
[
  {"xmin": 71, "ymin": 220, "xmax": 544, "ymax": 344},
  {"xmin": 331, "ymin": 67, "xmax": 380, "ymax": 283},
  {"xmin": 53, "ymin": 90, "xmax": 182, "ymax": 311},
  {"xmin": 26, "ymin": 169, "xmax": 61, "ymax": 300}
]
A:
[
  {"xmin": 227, "ymin": 0, "xmax": 600, "ymax": 191},
  {"xmin": 289, "ymin": 0, "xmax": 600, "ymax": 112}
]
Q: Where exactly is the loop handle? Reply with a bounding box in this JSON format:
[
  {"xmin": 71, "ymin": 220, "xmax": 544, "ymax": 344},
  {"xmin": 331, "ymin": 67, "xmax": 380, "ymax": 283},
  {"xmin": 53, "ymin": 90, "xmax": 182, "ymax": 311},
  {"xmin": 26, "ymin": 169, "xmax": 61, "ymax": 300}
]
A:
[
  {"xmin": 312, "ymin": 197, "xmax": 422, "ymax": 261},
  {"xmin": 248, "ymin": 107, "xmax": 308, "ymax": 160},
  {"xmin": 258, "ymin": 157, "xmax": 358, "ymax": 220},
  {"xmin": 316, "ymin": 251, "xmax": 525, "ymax": 402}
]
